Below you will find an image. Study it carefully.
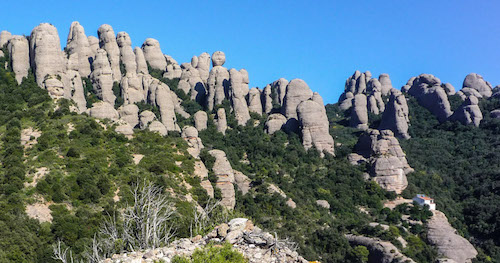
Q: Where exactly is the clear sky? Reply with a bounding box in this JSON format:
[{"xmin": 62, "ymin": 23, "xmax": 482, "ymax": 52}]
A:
[{"xmin": 1, "ymin": 0, "xmax": 500, "ymax": 103}]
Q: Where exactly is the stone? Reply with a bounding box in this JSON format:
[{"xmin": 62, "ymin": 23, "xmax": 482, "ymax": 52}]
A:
[
  {"xmin": 442, "ymin": 83, "xmax": 456, "ymax": 95},
  {"xmin": 248, "ymin": 87, "xmax": 263, "ymax": 115},
  {"xmin": 379, "ymin": 73, "xmax": 393, "ymax": 96},
  {"xmin": 272, "ymin": 78, "xmax": 289, "ymax": 106},
  {"xmin": 181, "ymin": 126, "xmax": 204, "ymax": 158},
  {"xmin": 97, "ymin": 24, "xmax": 121, "ymax": 81},
  {"xmin": 148, "ymin": 120, "xmax": 167, "ymax": 136},
  {"xmin": 88, "ymin": 101, "xmax": 119, "ymax": 120},
  {"xmin": 371, "ymin": 156, "xmax": 408, "ymax": 193},
  {"xmin": 193, "ymin": 111, "xmax": 208, "ymax": 131},
  {"xmin": 87, "ymin": 36, "xmax": 99, "ymax": 58},
  {"xmin": 7, "ymin": 36, "xmax": 30, "ymax": 84},
  {"xmin": 29, "ymin": 23, "xmax": 67, "ymax": 89},
  {"xmin": 282, "ymin": 79, "xmax": 313, "ymax": 120},
  {"xmin": 427, "ymin": 210, "xmax": 478, "ymax": 263},
  {"xmin": 208, "ymin": 149, "xmax": 236, "ymax": 209},
  {"xmin": 134, "ymin": 47, "xmax": 149, "ymax": 74},
  {"xmin": 119, "ymin": 104, "xmax": 139, "ymax": 127},
  {"xmin": 450, "ymin": 95, "xmax": 482, "ymax": 127},
  {"xmin": 0, "ymin": 30, "xmax": 13, "ymax": 47},
  {"xmin": 117, "ymin": 32, "xmax": 137, "ymax": 74},
  {"xmin": 297, "ymin": 100, "xmax": 335, "ymax": 156},
  {"xmin": 154, "ymin": 81, "xmax": 179, "ymax": 131},
  {"xmin": 407, "ymin": 74, "xmax": 452, "ymax": 122},
  {"xmin": 216, "ymin": 108, "xmax": 227, "ymax": 135},
  {"xmin": 66, "ymin": 21, "xmax": 92, "ymax": 77},
  {"xmin": 90, "ymin": 49, "xmax": 116, "ymax": 105},
  {"xmin": 180, "ymin": 63, "xmax": 206, "ymax": 103},
  {"xmin": 339, "ymin": 92, "xmax": 354, "ymax": 110},
  {"xmin": 463, "ymin": 73, "xmax": 492, "ymax": 98},
  {"xmin": 265, "ymin": 113, "xmax": 287, "ymax": 134},
  {"xmin": 316, "ymin": 200, "xmax": 330, "ymax": 209},
  {"xmin": 234, "ymin": 170, "xmax": 251, "ymax": 195},
  {"xmin": 229, "ymin": 68, "xmax": 251, "ymax": 125},
  {"xmin": 379, "ymin": 91, "xmax": 410, "ymax": 139},
  {"xmin": 64, "ymin": 70, "xmax": 87, "ymax": 113},
  {"xmin": 346, "ymin": 235, "xmax": 415, "ymax": 263},
  {"xmin": 490, "ymin": 109, "xmax": 500, "ymax": 119},
  {"xmin": 207, "ymin": 51, "xmax": 229, "ymax": 110},
  {"xmin": 286, "ymin": 198, "xmax": 297, "ymax": 209},
  {"xmin": 115, "ymin": 123, "xmax": 134, "ymax": 138},
  {"xmin": 142, "ymin": 38, "xmax": 167, "ymax": 71},
  {"xmin": 350, "ymin": 94, "xmax": 368, "ymax": 130},
  {"xmin": 121, "ymin": 74, "xmax": 145, "ymax": 105},
  {"xmin": 163, "ymin": 61, "xmax": 182, "ymax": 79},
  {"xmin": 196, "ymin": 52, "xmax": 211, "ymax": 82},
  {"xmin": 263, "ymin": 84, "xmax": 273, "ymax": 114},
  {"xmin": 139, "ymin": 110, "xmax": 156, "ymax": 129}
]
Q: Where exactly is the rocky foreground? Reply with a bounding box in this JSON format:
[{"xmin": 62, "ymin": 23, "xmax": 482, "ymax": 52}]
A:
[{"xmin": 103, "ymin": 218, "xmax": 307, "ymax": 263}]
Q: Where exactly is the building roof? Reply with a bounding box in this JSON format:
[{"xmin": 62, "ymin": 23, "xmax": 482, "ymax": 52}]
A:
[{"xmin": 415, "ymin": 194, "xmax": 433, "ymax": 200}]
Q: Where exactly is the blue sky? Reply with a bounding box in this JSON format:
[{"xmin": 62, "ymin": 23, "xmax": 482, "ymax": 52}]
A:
[{"xmin": 2, "ymin": 0, "xmax": 500, "ymax": 103}]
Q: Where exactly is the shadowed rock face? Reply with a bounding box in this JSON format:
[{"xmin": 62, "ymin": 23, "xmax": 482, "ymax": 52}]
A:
[
  {"xmin": 229, "ymin": 68, "xmax": 250, "ymax": 125},
  {"xmin": 248, "ymin": 87, "xmax": 263, "ymax": 115},
  {"xmin": 66, "ymin": 21, "xmax": 92, "ymax": 77},
  {"xmin": 207, "ymin": 51, "xmax": 229, "ymax": 111},
  {"xmin": 463, "ymin": 73, "xmax": 492, "ymax": 98},
  {"xmin": 350, "ymin": 94, "xmax": 368, "ymax": 130},
  {"xmin": 97, "ymin": 24, "xmax": 121, "ymax": 82},
  {"xmin": 265, "ymin": 113, "xmax": 287, "ymax": 135},
  {"xmin": 208, "ymin": 150, "xmax": 235, "ymax": 210},
  {"xmin": 427, "ymin": 210, "xmax": 478, "ymax": 263},
  {"xmin": 450, "ymin": 95, "xmax": 482, "ymax": 127},
  {"xmin": 297, "ymin": 100, "xmax": 334, "ymax": 156},
  {"xmin": 7, "ymin": 36, "xmax": 30, "ymax": 84},
  {"xmin": 407, "ymin": 74, "xmax": 453, "ymax": 123},
  {"xmin": 379, "ymin": 90, "xmax": 410, "ymax": 139}
]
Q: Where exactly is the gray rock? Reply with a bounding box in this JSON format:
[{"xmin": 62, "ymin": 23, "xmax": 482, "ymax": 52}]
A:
[
  {"xmin": 148, "ymin": 120, "xmax": 167, "ymax": 136},
  {"xmin": 216, "ymin": 108, "xmax": 227, "ymax": 135},
  {"xmin": 229, "ymin": 68, "xmax": 251, "ymax": 125},
  {"xmin": 121, "ymin": 74, "xmax": 145, "ymax": 105},
  {"xmin": 316, "ymin": 200, "xmax": 330, "ymax": 209},
  {"xmin": 134, "ymin": 47, "xmax": 149, "ymax": 74},
  {"xmin": 442, "ymin": 83, "xmax": 456, "ymax": 95},
  {"xmin": 207, "ymin": 51, "xmax": 229, "ymax": 110},
  {"xmin": 87, "ymin": 36, "xmax": 99, "ymax": 58},
  {"xmin": 463, "ymin": 73, "xmax": 492, "ymax": 98},
  {"xmin": 154, "ymin": 81, "xmax": 179, "ymax": 131},
  {"xmin": 450, "ymin": 95, "xmax": 482, "ymax": 127},
  {"xmin": 193, "ymin": 111, "xmax": 208, "ymax": 131},
  {"xmin": 262, "ymin": 84, "xmax": 273, "ymax": 114},
  {"xmin": 282, "ymin": 78, "xmax": 313, "ymax": 121},
  {"xmin": 119, "ymin": 104, "xmax": 139, "ymax": 127},
  {"xmin": 339, "ymin": 92, "xmax": 354, "ymax": 110},
  {"xmin": 234, "ymin": 170, "xmax": 251, "ymax": 195},
  {"xmin": 90, "ymin": 49, "xmax": 116, "ymax": 105},
  {"xmin": 208, "ymin": 150, "xmax": 235, "ymax": 210},
  {"xmin": 195, "ymin": 52, "xmax": 211, "ymax": 82},
  {"xmin": 97, "ymin": 24, "xmax": 121, "ymax": 81},
  {"xmin": 427, "ymin": 210, "xmax": 478, "ymax": 263},
  {"xmin": 265, "ymin": 113, "xmax": 287, "ymax": 134},
  {"xmin": 88, "ymin": 101, "xmax": 119, "ymax": 120},
  {"xmin": 0, "ymin": 30, "xmax": 12, "ymax": 47},
  {"xmin": 379, "ymin": 91, "xmax": 410, "ymax": 139},
  {"xmin": 272, "ymin": 78, "xmax": 289, "ymax": 106},
  {"xmin": 297, "ymin": 100, "xmax": 335, "ymax": 156},
  {"xmin": 350, "ymin": 94, "xmax": 368, "ymax": 130},
  {"xmin": 7, "ymin": 36, "xmax": 30, "ymax": 84},
  {"xmin": 379, "ymin": 73, "xmax": 393, "ymax": 96},
  {"xmin": 115, "ymin": 122, "xmax": 134, "ymax": 138},
  {"xmin": 407, "ymin": 74, "xmax": 452, "ymax": 123},
  {"xmin": 182, "ymin": 126, "xmax": 204, "ymax": 158},
  {"xmin": 248, "ymin": 87, "xmax": 263, "ymax": 115},
  {"xmin": 180, "ymin": 63, "xmax": 206, "ymax": 103},
  {"xmin": 64, "ymin": 70, "xmax": 87, "ymax": 113},
  {"xmin": 66, "ymin": 21, "xmax": 92, "ymax": 77},
  {"xmin": 139, "ymin": 110, "xmax": 156, "ymax": 129},
  {"xmin": 117, "ymin": 32, "xmax": 137, "ymax": 74},
  {"xmin": 142, "ymin": 38, "xmax": 166, "ymax": 71},
  {"xmin": 346, "ymin": 235, "xmax": 415, "ymax": 263}
]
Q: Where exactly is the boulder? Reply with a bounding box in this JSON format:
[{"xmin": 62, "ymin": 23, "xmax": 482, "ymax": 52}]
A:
[
  {"xmin": 379, "ymin": 91, "xmax": 410, "ymax": 139},
  {"xmin": 195, "ymin": 52, "xmax": 211, "ymax": 82},
  {"xmin": 163, "ymin": 61, "xmax": 182, "ymax": 79},
  {"xmin": 346, "ymin": 235, "xmax": 415, "ymax": 263},
  {"xmin": 66, "ymin": 21, "xmax": 92, "ymax": 77},
  {"xmin": 90, "ymin": 49, "xmax": 116, "ymax": 105},
  {"xmin": 142, "ymin": 38, "xmax": 166, "ymax": 71},
  {"xmin": 427, "ymin": 210, "xmax": 478, "ymax": 263},
  {"xmin": 233, "ymin": 170, "xmax": 251, "ymax": 195},
  {"xmin": 407, "ymin": 74, "xmax": 452, "ymax": 122},
  {"xmin": 316, "ymin": 200, "xmax": 330, "ymax": 209},
  {"xmin": 115, "ymin": 123, "xmax": 134, "ymax": 138},
  {"xmin": 134, "ymin": 47, "xmax": 149, "ymax": 74},
  {"xmin": 64, "ymin": 70, "xmax": 87, "ymax": 113},
  {"xmin": 0, "ymin": 30, "xmax": 12, "ymax": 47},
  {"xmin": 282, "ymin": 78, "xmax": 313, "ymax": 132},
  {"xmin": 350, "ymin": 94, "xmax": 368, "ymax": 130},
  {"xmin": 120, "ymin": 74, "xmax": 145, "ymax": 105},
  {"xmin": 339, "ymin": 92, "xmax": 354, "ymax": 110},
  {"xmin": 88, "ymin": 101, "xmax": 119, "ymax": 120},
  {"xmin": 272, "ymin": 78, "xmax": 289, "ymax": 106},
  {"xmin": 378, "ymin": 73, "xmax": 393, "ymax": 96},
  {"xmin": 262, "ymin": 84, "xmax": 273, "ymax": 114},
  {"xmin": 87, "ymin": 36, "xmax": 99, "ymax": 58},
  {"xmin": 7, "ymin": 36, "xmax": 30, "ymax": 84},
  {"xmin": 208, "ymin": 150, "xmax": 236, "ymax": 210},
  {"xmin": 265, "ymin": 113, "xmax": 287, "ymax": 134},
  {"xmin": 193, "ymin": 111, "xmax": 208, "ymax": 131},
  {"xmin": 463, "ymin": 73, "xmax": 492, "ymax": 98},
  {"xmin": 118, "ymin": 104, "xmax": 139, "ymax": 127},
  {"xmin": 139, "ymin": 110, "xmax": 156, "ymax": 129},
  {"xmin": 450, "ymin": 95, "xmax": 482, "ymax": 127},
  {"xmin": 97, "ymin": 24, "xmax": 121, "ymax": 81},
  {"xmin": 216, "ymin": 108, "xmax": 227, "ymax": 135},
  {"xmin": 297, "ymin": 100, "xmax": 335, "ymax": 156},
  {"xmin": 148, "ymin": 120, "xmax": 167, "ymax": 136},
  {"xmin": 207, "ymin": 51, "xmax": 229, "ymax": 110},
  {"xmin": 116, "ymin": 32, "xmax": 137, "ymax": 74},
  {"xmin": 442, "ymin": 83, "xmax": 456, "ymax": 95},
  {"xmin": 180, "ymin": 63, "xmax": 206, "ymax": 103},
  {"xmin": 182, "ymin": 126, "xmax": 204, "ymax": 158},
  {"xmin": 154, "ymin": 81, "xmax": 179, "ymax": 131},
  {"xmin": 248, "ymin": 87, "xmax": 263, "ymax": 115},
  {"xmin": 229, "ymin": 68, "xmax": 251, "ymax": 125}
]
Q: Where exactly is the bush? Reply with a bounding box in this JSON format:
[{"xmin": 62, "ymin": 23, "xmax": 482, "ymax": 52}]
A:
[{"xmin": 171, "ymin": 242, "xmax": 247, "ymax": 263}]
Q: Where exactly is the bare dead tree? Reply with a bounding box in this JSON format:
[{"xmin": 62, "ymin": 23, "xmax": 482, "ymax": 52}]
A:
[{"xmin": 189, "ymin": 198, "xmax": 223, "ymax": 237}]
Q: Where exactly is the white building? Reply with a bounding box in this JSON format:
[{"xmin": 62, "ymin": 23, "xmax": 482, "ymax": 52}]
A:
[{"xmin": 413, "ymin": 194, "xmax": 436, "ymax": 210}]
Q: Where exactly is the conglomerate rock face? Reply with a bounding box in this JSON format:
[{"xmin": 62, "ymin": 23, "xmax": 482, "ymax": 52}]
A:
[
  {"xmin": 97, "ymin": 24, "xmax": 121, "ymax": 82},
  {"xmin": 450, "ymin": 95, "xmax": 483, "ymax": 127},
  {"xmin": 297, "ymin": 100, "xmax": 335, "ymax": 156},
  {"xmin": 208, "ymin": 150, "xmax": 236, "ymax": 210},
  {"xmin": 379, "ymin": 90, "xmax": 410, "ymax": 139},
  {"xmin": 407, "ymin": 74, "xmax": 453, "ymax": 123},
  {"xmin": 7, "ymin": 35, "xmax": 30, "ymax": 84}
]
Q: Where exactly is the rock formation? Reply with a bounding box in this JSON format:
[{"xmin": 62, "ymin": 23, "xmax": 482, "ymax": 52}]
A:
[
  {"xmin": 134, "ymin": 47, "xmax": 148, "ymax": 74},
  {"xmin": 88, "ymin": 101, "xmax": 119, "ymax": 120},
  {"xmin": 272, "ymin": 78, "xmax": 289, "ymax": 106},
  {"xmin": 265, "ymin": 113, "xmax": 287, "ymax": 134},
  {"xmin": 87, "ymin": 36, "xmax": 99, "ymax": 58},
  {"xmin": 378, "ymin": 73, "xmax": 393, "ymax": 95},
  {"xmin": 179, "ymin": 62, "xmax": 206, "ymax": 103},
  {"xmin": 297, "ymin": 100, "xmax": 335, "ymax": 156},
  {"xmin": 181, "ymin": 126, "xmax": 204, "ymax": 158},
  {"xmin": 350, "ymin": 94, "xmax": 368, "ymax": 130},
  {"xmin": 90, "ymin": 49, "xmax": 116, "ymax": 105},
  {"xmin": 142, "ymin": 38, "xmax": 166, "ymax": 71},
  {"xmin": 64, "ymin": 71, "xmax": 87, "ymax": 113},
  {"xmin": 66, "ymin": 21, "xmax": 92, "ymax": 77},
  {"xmin": 349, "ymin": 129, "xmax": 413, "ymax": 193},
  {"xmin": 427, "ymin": 210, "xmax": 478, "ymax": 263},
  {"xmin": 148, "ymin": 120, "xmax": 167, "ymax": 136},
  {"xmin": 208, "ymin": 150, "xmax": 236, "ymax": 210},
  {"xmin": 407, "ymin": 74, "xmax": 452, "ymax": 122},
  {"xmin": 193, "ymin": 111, "xmax": 208, "ymax": 131},
  {"xmin": 346, "ymin": 235, "xmax": 415, "ymax": 263},
  {"xmin": 229, "ymin": 68, "xmax": 251, "ymax": 125},
  {"xmin": 118, "ymin": 104, "xmax": 139, "ymax": 127},
  {"xmin": 450, "ymin": 95, "xmax": 483, "ymax": 127},
  {"xmin": 0, "ymin": 30, "xmax": 12, "ymax": 47},
  {"xmin": 116, "ymin": 31, "xmax": 137, "ymax": 74},
  {"xmin": 194, "ymin": 52, "xmax": 210, "ymax": 82},
  {"xmin": 379, "ymin": 90, "xmax": 410, "ymax": 139},
  {"xmin": 234, "ymin": 170, "xmax": 251, "ymax": 195},
  {"xmin": 139, "ymin": 110, "xmax": 156, "ymax": 129},
  {"xmin": 154, "ymin": 81, "xmax": 179, "ymax": 131},
  {"xmin": 216, "ymin": 108, "xmax": 227, "ymax": 135},
  {"xmin": 207, "ymin": 51, "xmax": 229, "ymax": 110},
  {"xmin": 462, "ymin": 73, "xmax": 492, "ymax": 98},
  {"xmin": 282, "ymin": 79, "xmax": 313, "ymax": 132},
  {"xmin": 97, "ymin": 24, "xmax": 121, "ymax": 81},
  {"xmin": 7, "ymin": 36, "xmax": 30, "ymax": 84},
  {"xmin": 248, "ymin": 87, "xmax": 263, "ymax": 115},
  {"xmin": 262, "ymin": 84, "xmax": 273, "ymax": 114}
]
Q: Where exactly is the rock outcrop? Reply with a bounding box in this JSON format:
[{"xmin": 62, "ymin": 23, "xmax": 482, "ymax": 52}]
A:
[
  {"xmin": 378, "ymin": 73, "xmax": 393, "ymax": 96},
  {"xmin": 90, "ymin": 49, "xmax": 116, "ymax": 105},
  {"xmin": 148, "ymin": 120, "xmax": 167, "ymax": 136},
  {"xmin": 66, "ymin": 21, "xmax": 92, "ymax": 77},
  {"xmin": 215, "ymin": 108, "xmax": 227, "ymax": 135},
  {"xmin": 116, "ymin": 31, "xmax": 137, "ymax": 74},
  {"xmin": 248, "ymin": 87, "xmax": 263, "ymax": 115},
  {"xmin": 139, "ymin": 110, "xmax": 156, "ymax": 129},
  {"xmin": 346, "ymin": 235, "xmax": 415, "ymax": 263},
  {"xmin": 272, "ymin": 78, "xmax": 289, "ymax": 106},
  {"xmin": 297, "ymin": 100, "xmax": 335, "ymax": 156},
  {"xmin": 7, "ymin": 36, "xmax": 30, "ymax": 84},
  {"xmin": 193, "ymin": 111, "xmax": 208, "ymax": 131},
  {"xmin": 207, "ymin": 51, "xmax": 229, "ymax": 110},
  {"xmin": 407, "ymin": 74, "xmax": 453, "ymax": 122},
  {"xmin": 265, "ymin": 113, "xmax": 287, "ymax": 134},
  {"xmin": 0, "ymin": 30, "xmax": 12, "ymax": 47},
  {"xmin": 462, "ymin": 73, "xmax": 492, "ymax": 98},
  {"xmin": 118, "ymin": 104, "xmax": 139, "ymax": 127},
  {"xmin": 450, "ymin": 95, "xmax": 483, "ymax": 127},
  {"xmin": 427, "ymin": 210, "xmax": 478, "ymax": 263},
  {"xmin": 350, "ymin": 94, "xmax": 368, "ymax": 130},
  {"xmin": 134, "ymin": 47, "xmax": 148, "ymax": 74},
  {"xmin": 97, "ymin": 24, "xmax": 121, "ymax": 81},
  {"xmin": 181, "ymin": 126, "xmax": 204, "ymax": 158},
  {"xmin": 88, "ymin": 101, "xmax": 119, "ymax": 120},
  {"xmin": 262, "ymin": 84, "xmax": 273, "ymax": 114},
  {"xmin": 234, "ymin": 170, "xmax": 251, "ymax": 195},
  {"xmin": 154, "ymin": 81, "xmax": 179, "ymax": 131},
  {"xmin": 229, "ymin": 68, "xmax": 251, "ymax": 125},
  {"xmin": 142, "ymin": 38, "xmax": 166, "ymax": 71},
  {"xmin": 208, "ymin": 150, "xmax": 236, "ymax": 210},
  {"xmin": 349, "ymin": 129, "xmax": 413, "ymax": 193},
  {"xmin": 379, "ymin": 90, "xmax": 410, "ymax": 139}
]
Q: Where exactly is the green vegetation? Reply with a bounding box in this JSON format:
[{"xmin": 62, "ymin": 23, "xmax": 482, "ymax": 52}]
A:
[{"xmin": 171, "ymin": 242, "xmax": 247, "ymax": 263}]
